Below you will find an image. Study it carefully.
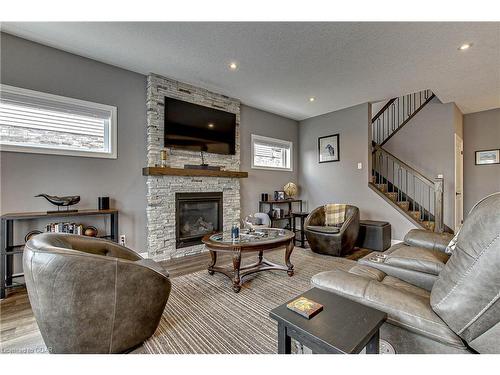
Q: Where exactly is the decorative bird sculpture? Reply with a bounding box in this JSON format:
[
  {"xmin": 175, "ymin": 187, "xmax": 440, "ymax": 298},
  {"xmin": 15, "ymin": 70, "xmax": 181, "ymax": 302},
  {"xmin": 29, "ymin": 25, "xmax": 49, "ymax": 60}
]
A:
[{"xmin": 35, "ymin": 193, "xmax": 80, "ymax": 212}]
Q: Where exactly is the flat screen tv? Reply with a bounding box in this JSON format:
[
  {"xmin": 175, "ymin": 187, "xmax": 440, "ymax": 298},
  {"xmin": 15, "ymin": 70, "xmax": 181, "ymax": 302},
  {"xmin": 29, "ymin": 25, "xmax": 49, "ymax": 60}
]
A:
[{"xmin": 164, "ymin": 97, "xmax": 236, "ymax": 155}]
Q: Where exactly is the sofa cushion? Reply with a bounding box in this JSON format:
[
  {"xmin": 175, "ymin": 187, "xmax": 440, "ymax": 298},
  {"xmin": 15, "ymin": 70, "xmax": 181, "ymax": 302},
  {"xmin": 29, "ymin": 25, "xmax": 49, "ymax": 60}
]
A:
[
  {"xmin": 311, "ymin": 259, "xmax": 465, "ymax": 349},
  {"xmin": 358, "ymin": 249, "xmax": 439, "ymax": 291},
  {"xmin": 306, "ymin": 225, "xmax": 340, "ymax": 234},
  {"xmin": 384, "ymin": 244, "xmax": 449, "ymax": 276},
  {"xmin": 324, "ymin": 204, "xmax": 346, "ymax": 226}
]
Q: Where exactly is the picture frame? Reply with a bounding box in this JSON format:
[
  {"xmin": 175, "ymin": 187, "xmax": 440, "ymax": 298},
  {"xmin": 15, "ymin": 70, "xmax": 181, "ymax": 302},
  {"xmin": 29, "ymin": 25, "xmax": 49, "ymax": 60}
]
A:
[
  {"xmin": 475, "ymin": 149, "xmax": 499, "ymax": 165},
  {"xmin": 318, "ymin": 133, "xmax": 340, "ymax": 163},
  {"xmin": 274, "ymin": 191, "xmax": 285, "ymax": 201}
]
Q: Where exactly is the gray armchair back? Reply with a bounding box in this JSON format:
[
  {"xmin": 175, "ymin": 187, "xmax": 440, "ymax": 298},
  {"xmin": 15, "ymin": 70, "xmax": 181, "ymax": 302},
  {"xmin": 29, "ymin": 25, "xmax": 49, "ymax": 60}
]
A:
[
  {"xmin": 23, "ymin": 233, "xmax": 171, "ymax": 353},
  {"xmin": 431, "ymin": 192, "xmax": 500, "ymax": 353},
  {"xmin": 304, "ymin": 204, "xmax": 360, "ymax": 256}
]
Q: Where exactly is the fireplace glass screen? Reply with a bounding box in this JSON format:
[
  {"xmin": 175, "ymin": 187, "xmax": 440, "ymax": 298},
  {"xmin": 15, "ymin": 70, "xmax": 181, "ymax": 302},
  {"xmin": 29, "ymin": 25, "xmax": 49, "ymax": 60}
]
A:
[{"xmin": 176, "ymin": 192, "xmax": 223, "ymax": 248}]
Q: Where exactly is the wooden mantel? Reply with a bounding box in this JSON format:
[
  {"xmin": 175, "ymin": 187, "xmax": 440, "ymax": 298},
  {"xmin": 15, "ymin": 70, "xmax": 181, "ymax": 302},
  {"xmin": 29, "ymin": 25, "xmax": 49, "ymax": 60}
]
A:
[{"xmin": 142, "ymin": 166, "xmax": 248, "ymax": 178}]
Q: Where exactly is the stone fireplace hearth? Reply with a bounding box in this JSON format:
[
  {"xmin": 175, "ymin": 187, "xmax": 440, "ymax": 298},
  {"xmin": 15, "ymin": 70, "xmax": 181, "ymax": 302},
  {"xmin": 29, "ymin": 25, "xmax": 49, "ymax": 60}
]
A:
[{"xmin": 145, "ymin": 74, "xmax": 241, "ymax": 261}]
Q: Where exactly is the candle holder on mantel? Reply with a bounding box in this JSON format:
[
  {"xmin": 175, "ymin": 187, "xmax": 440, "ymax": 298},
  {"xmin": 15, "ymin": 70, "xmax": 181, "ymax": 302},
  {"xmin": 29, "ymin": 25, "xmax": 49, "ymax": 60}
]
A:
[{"xmin": 160, "ymin": 148, "xmax": 169, "ymax": 168}]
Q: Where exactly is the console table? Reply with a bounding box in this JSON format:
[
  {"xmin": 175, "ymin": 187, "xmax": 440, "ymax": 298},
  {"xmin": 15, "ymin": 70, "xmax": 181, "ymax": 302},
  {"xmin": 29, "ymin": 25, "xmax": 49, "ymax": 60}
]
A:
[{"xmin": 0, "ymin": 209, "xmax": 119, "ymax": 299}]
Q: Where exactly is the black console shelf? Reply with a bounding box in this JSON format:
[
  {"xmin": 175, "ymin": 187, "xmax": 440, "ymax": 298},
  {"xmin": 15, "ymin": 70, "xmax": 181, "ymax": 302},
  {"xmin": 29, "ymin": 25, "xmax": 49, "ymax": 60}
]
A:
[
  {"xmin": 1, "ymin": 209, "xmax": 119, "ymax": 299},
  {"xmin": 259, "ymin": 199, "xmax": 303, "ymax": 229}
]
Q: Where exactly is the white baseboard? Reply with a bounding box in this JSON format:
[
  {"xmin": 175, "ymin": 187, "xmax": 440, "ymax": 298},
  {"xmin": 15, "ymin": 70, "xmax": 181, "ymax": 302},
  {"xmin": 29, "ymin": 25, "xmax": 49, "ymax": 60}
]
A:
[
  {"xmin": 139, "ymin": 252, "xmax": 149, "ymax": 259},
  {"xmin": 391, "ymin": 239, "xmax": 402, "ymax": 246}
]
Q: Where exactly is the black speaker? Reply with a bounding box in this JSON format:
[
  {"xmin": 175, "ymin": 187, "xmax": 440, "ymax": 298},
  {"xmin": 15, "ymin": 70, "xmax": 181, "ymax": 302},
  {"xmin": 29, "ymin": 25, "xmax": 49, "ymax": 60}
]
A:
[
  {"xmin": 261, "ymin": 193, "xmax": 269, "ymax": 202},
  {"xmin": 98, "ymin": 197, "xmax": 110, "ymax": 210}
]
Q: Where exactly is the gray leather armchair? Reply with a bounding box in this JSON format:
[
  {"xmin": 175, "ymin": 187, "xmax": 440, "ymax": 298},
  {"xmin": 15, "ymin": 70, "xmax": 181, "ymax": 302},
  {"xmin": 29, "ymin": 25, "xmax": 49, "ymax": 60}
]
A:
[
  {"xmin": 358, "ymin": 229, "xmax": 453, "ymax": 291},
  {"xmin": 23, "ymin": 233, "xmax": 171, "ymax": 354},
  {"xmin": 311, "ymin": 192, "xmax": 500, "ymax": 353},
  {"xmin": 304, "ymin": 205, "xmax": 360, "ymax": 256}
]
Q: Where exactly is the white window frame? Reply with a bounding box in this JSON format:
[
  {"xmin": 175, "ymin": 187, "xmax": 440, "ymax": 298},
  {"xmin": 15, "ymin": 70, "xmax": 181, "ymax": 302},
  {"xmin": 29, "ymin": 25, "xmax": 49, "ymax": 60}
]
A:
[
  {"xmin": 251, "ymin": 134, "xmax": 293, "ymax": 172},
  {"xmin": 0, "ymin": 84, "xmax": 117, "ymax": 159}
]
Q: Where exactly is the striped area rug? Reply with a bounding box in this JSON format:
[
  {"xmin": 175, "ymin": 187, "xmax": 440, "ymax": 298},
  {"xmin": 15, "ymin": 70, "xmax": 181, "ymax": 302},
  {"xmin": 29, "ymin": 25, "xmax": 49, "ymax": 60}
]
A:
[{"xmin": 143, "ymin": 248, "xmax": 369, "ymax": 354}]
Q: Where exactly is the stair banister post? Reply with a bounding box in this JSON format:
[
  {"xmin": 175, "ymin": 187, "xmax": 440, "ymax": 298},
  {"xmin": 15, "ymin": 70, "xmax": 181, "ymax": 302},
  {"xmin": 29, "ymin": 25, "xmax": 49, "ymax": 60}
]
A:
[{"xmin": 434, "ymin": 176, "xmax": 444, "ymax": 233}]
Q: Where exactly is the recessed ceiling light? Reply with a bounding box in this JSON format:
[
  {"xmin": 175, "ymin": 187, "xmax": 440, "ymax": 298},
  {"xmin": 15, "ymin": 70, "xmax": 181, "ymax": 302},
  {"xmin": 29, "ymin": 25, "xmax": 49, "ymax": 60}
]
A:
[
  {"xmin": 309, "ymin": 97, "xmax": 315, "ymax": 102},
  {"xmin": 458, "ymin": 43, "xmax": 472, "ymax": 51},
  {"xmin": 229, "ymin": 62, "xmax": 238, "ymax": 70},
  {"xmin": 208, "ymin": 123, "xmax": 215, "ymax": 128}
]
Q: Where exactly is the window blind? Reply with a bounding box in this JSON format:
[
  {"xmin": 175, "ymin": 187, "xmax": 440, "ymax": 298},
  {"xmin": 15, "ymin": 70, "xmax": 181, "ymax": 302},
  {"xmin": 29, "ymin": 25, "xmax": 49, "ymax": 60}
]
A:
[
  {"xmin": 0, "ymin": 85, "xmax": 116, "ymax": 158},
  {"xmin": 252, "ymin": 135, "xmax": 292, "ymax": 170}
]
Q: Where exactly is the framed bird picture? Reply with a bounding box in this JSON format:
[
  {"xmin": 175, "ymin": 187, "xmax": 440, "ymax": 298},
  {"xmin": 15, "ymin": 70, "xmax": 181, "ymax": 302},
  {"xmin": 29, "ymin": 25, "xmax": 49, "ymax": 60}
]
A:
[{"xmin": 318, "ymin": 133, "xmax": 340, "ymax": 163}]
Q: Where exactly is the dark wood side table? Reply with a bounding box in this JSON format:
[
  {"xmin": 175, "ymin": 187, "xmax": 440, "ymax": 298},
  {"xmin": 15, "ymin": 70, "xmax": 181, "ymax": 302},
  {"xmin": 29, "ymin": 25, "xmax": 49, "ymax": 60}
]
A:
[
  {"xmin": 0, "ymin": 209, "xmax": 119, "ymax": 299},
  {"xmin": 269, "ymin": 287, "xmax": 386, "ymax": 354},
  {"xmin": 291, "ymin": 212, "xmax": 309, "ymax": 248}
]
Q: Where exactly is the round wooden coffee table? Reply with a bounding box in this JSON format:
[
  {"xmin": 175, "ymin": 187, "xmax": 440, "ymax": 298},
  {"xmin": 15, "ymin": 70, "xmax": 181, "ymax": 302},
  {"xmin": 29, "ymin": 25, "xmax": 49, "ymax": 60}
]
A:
[{"xmin": 202, "ymin": 228, "xmax": 295, "ymax": 293}]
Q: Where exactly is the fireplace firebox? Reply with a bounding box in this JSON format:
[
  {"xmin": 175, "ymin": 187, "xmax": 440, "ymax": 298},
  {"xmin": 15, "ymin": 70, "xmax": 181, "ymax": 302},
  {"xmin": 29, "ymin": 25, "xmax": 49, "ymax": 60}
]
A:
[{"xmin": 175, "ymin": 192, "xmax": 223, "ymax": 249}]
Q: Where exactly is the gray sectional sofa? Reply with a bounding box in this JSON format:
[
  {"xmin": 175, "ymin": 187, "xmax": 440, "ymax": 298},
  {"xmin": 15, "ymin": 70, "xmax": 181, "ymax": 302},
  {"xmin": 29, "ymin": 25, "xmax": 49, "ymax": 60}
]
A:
[{"xmin": 311, "ymin": 192, "xmax": 500, "ymax": 354}]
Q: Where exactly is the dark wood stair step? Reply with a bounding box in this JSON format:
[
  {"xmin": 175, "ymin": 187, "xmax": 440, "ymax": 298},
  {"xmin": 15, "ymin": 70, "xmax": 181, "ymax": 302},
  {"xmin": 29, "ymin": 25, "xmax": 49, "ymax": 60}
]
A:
[
  {"xmin": 397, "ymin": 201, "xmax": 410, "ymax": 211},
  {"xmin": 409, "ymin": 210, "xmax": 422, "ymax": 221},
  {"xmin": 422, "ymin": 221, "xmax": 436, "ymax": 231},
  {"xmin": 385, "ymin": 192, "xmax": 398, "ymax": 202}
]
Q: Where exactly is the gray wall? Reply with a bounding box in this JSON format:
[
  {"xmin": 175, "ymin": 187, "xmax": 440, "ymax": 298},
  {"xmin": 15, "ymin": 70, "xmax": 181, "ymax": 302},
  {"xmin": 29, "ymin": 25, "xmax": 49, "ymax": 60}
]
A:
[
  {"xmin": 240, "ymin": 105, "xmax": 299, "ymax": 218},
  {"xmin": 298, "ymin": 103, "xmax": 416, "ymax": 240},
  {"xmin": 383, "ymin": 97, "xmax": 462, "ymax": 229},
  {"xmin": 1, "ymin": 33, "xmax": 147, "ymax": 251},
  {"xmin": 463, "ymin": 108, "xmax": 500, "ymax": 214},
  {"xmin": 0, "ymin": 33, "xmax": 300, "ymax": 256}
]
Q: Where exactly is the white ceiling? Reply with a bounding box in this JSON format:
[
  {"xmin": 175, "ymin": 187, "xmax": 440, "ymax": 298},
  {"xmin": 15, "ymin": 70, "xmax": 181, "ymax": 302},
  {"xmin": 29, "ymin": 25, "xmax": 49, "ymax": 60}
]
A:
[{"xmin": 2, "ymin": 22, "xmax": 499, "ymax": 120}]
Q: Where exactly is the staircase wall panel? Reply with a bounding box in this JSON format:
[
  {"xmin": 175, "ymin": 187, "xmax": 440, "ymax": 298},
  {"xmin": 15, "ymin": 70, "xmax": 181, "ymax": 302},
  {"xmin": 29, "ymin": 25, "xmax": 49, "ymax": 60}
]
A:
[
  {"xmin": 298, "ymin": 102, "xmax": 416, "ymax": 241},
  {"xmin": 382, "ymin": 96, "xmax": 462, "ymax": 229}
]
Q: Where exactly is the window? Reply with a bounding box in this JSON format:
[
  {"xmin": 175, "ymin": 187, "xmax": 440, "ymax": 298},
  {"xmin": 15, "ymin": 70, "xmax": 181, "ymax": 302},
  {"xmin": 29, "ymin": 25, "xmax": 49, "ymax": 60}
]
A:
[
  {"xmin": 0, "ymin": 85, "xmax": 117, "ymax": 158},
  {"xmin": 251, "ymin": 134, "xmax": 293, "ymax": 171}
]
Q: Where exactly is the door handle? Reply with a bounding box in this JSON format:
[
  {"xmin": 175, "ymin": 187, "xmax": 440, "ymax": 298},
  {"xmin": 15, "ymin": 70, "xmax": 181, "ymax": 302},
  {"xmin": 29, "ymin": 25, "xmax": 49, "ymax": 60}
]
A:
[{"xmin": 456, "ymin": 192, "xmax": 462, "ymax": 196}]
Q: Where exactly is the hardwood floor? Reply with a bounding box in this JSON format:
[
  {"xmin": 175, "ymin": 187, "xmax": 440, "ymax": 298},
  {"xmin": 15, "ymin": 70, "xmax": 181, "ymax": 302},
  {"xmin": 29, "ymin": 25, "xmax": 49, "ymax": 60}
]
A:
[
  {"xmin": 0, "ymin": 246, "xmax": 370, "ymax": 353},
  {"xmin": 0, "ymin": 249, "xmax": 274, "ymax": 353}
]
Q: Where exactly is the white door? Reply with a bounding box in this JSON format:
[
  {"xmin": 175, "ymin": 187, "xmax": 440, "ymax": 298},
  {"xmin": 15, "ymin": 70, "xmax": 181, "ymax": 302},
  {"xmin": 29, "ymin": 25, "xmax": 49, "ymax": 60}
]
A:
[{"xmin": 455, "ymin": 134, "xmax": 464, "ymax": 231}]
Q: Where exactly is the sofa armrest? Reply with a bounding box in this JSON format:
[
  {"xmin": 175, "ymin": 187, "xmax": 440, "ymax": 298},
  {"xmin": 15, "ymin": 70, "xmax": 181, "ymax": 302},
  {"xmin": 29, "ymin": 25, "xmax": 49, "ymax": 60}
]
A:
[
  {"xmin": 403, "ymin": 229, "xmax": 454, "ymax": 253},
  {"xmin": 304, "ymin": 206, "xmax": 325, "ymax": 227}
]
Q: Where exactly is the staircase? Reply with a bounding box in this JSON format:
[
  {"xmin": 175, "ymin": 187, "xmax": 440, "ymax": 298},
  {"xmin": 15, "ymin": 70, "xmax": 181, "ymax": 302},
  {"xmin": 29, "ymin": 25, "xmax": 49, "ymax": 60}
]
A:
[{"xmin": 369, "ymin": 89, "xmax": 448, "ymax": 233}]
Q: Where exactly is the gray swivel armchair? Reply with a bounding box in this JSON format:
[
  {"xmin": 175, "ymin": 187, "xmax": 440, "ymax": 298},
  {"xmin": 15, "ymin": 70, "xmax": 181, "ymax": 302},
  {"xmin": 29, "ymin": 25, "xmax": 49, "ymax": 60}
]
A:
[
  {"xmin": 23, "ymin": 233, "xmax": 171, "ymax": 354},
  {"xmin": 311, "ymin": 192, "xmax": 500, "ymax": 353},
  {"xmin": 304, "ymin": 204, "xmax": 360, "ymax": 256}
]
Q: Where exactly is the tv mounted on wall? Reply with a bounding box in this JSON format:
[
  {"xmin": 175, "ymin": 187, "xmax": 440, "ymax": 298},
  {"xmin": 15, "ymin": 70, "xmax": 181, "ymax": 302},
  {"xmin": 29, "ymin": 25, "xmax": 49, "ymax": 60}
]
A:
[{"xmin": 164, "ymin": 97, "xmax": 236, "ymax": 155}]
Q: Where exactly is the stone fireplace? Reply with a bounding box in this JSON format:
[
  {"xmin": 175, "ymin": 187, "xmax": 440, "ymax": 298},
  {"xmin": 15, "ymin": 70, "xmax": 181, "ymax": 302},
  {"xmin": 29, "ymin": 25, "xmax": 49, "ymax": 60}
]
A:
[
  {"xmin": 175, "ymin": 192, "xmax": 223, "ymax": 249},
  {"xmin": 145, "ymin": 74, "xmax": 241, "ymax": 260}
]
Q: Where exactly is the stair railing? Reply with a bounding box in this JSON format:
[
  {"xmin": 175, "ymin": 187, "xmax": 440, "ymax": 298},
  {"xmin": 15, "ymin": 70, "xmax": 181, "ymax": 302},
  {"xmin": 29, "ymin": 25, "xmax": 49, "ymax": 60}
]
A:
[
  {"xmin": 372, "ymin": 89, "xmax": 434, "ymax": 146},
  {"xmin": 372, "ymin": 144, "xmax": 444, "ymax": 232}
]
